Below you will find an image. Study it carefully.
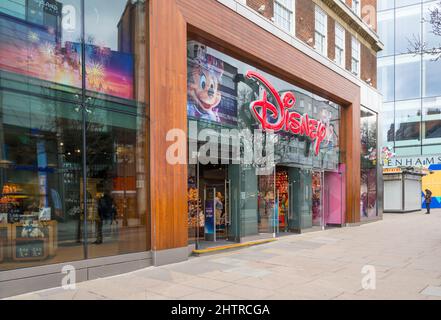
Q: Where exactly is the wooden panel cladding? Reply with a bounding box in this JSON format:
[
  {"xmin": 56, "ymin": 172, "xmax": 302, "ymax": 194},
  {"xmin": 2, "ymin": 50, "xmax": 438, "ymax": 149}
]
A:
[
  {"xmin": 149, "ymin": 0, "xmax": 188, "ymax": 251},
  {"xmin": 340, "ymin": 98, "xmax": 362, "ymax": 224},
  {"xmin": 148, "ymin": 0, "xmax": 362, "ymax": 251}
]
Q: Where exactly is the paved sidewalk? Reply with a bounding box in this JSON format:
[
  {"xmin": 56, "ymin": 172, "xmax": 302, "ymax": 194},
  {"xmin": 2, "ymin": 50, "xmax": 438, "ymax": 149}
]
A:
[{"xmin": 5, "ymin": 210, "xmax": 441, "ymax": 300}]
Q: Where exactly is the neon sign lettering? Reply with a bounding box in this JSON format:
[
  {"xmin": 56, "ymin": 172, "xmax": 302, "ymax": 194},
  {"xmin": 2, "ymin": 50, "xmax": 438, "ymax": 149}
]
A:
[{"xmin": 247, "ymin": 71, "xmax": 328, "ymax": 156}]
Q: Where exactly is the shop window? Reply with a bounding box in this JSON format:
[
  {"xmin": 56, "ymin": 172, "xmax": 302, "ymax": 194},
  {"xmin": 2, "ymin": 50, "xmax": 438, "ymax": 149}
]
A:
[
  {"xmin": 0, "ymin": 0, "xmax": 149, "ymax": 271},
  {"xmin": 360, "ymin": 107, "xmax": 378, "ymax": 220},
  {"xmin": 186, "ymin": 39, "xmax": 343, "ymax": 246}
]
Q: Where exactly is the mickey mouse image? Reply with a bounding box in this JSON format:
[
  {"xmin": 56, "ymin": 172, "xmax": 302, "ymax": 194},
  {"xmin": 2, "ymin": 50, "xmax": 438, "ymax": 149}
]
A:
[{"xmin": 187, "ymin": 41, "xmax": 224, "ymax": 122}]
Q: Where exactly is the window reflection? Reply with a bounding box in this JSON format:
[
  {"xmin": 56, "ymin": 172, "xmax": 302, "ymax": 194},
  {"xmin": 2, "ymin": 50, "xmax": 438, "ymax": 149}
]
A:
[
  {"xmin": 0, "ymin": 0, "xmax": 148, "ymax": 271},
  {"xmin": 395, "ymin": 99, "xmax": 421, "ymax": 143},
  {"xmin": 395, "ymin": 55, "xmax": 421, "ymax": 101},
  {"xmin": 395, "ymin": 4, "xmax": 421, "ymax": 55},
  {"xmin": 360, "ymin": 108, "xmax": 378, "ymax": 220}
]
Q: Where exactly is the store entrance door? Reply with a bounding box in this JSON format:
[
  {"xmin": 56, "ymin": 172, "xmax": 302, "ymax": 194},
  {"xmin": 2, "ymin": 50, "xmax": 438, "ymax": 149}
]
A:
[
  {"xmin": 203, "ymin": 181, "xmax": 230, "ymax": 242},
  {"xmin": 275, "ymin": 166, "xmax": 296, "ymax": 233},
  {"xmin": 312, "ymin": 171, "xmax": 325, "ymax": 230}
]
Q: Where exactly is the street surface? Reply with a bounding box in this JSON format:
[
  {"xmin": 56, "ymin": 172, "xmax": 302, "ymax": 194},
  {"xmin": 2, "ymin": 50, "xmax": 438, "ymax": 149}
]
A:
[{"xmin": 6, "ymin": 210, "xmax": 441, "ymax": 300}]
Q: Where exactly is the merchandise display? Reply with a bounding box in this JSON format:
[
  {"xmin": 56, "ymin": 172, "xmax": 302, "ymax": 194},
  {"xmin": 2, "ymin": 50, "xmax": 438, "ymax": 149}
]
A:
[
  {"xmin": 0, "ymin": 183, "xmax": 58, "ymax": 262},
  {"xmin": 188, "ymin": 176, "xmax": 203, "ymax": 241},
  {"xmin": 312, "ymin": 172, "xmax": 322, "ymax": 224},
  {"xmin": 276, "ymin": 170, "xmax": 289, "ymax": 229}
]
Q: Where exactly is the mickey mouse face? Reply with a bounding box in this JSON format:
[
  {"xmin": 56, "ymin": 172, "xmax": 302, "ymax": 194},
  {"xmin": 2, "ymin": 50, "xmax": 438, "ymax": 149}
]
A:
[{"xmin": 189, "ymin": 67, "xmax": 222, "ymax": 111}]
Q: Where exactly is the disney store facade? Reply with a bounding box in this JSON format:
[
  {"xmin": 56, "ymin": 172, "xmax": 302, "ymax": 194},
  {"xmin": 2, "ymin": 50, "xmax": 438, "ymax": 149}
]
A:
[
  {"xmin": 187, "ymin": 41, "xmax": 346, "ymax": 248},
  {"xmin": 0, "ymin": 0, "xmax": 382, "ymax": 297}
]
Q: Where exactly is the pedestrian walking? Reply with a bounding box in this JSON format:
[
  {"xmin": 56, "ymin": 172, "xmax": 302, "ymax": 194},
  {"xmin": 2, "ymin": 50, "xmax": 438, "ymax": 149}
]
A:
[{"xmin": 424, "ymin": 189, "xmax": 433, "ymax": 214}]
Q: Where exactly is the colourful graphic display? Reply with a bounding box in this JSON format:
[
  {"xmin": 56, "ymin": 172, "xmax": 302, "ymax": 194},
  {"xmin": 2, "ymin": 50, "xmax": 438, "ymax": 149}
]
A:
[
  {"xmin": 422, "ymin": 164, "xmax": 441, "ymax": 209},
  {"xmin": 187, "ymin": 41, "xmax": 238, "ymax": 126},
  {"xmin": 0, "ymin": 13, "xmax": 134, "ymax": 100}
]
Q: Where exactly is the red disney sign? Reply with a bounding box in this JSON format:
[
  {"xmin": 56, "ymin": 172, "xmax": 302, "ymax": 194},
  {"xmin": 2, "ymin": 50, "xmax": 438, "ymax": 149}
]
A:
[{"xmin": 247, "ymin": 71, "xmax": 328, "ymax": 156}]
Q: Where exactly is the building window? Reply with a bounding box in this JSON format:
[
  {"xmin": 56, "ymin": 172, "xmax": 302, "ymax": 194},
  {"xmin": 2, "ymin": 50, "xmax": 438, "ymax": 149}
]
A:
[
  {"xmin": 351, "ymin": 37, "xmax": 361, "ymax": 76},
  {"xmin": 314, "ymin": 6, "xmax": 327, "ymax": 56},
  {"xmin": 360, "ymin": 107, "xmax": 378, "ymax": 220},
  {"xmin": 0, "ymin": 0, "xmax": 149, "ymax": 271},
  {"xmin": 352, "ymin": 0, "xmax": 360, "ymax": 16},
  {"xmin": 274, "ymin": 0, "xmax": 293, "ymax": 33},
  {"xmin": 335, "ymin": 23, "xmax": 345, "ymax": 67}
]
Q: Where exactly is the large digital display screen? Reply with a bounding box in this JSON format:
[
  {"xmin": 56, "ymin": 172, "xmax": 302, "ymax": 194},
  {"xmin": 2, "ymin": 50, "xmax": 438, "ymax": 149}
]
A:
[
  {"xmin": 187, "ymin": 41, "xmax": 238, "ymax": 126},
  {"xmin": 0, "ymin": 13, "xmax": 134, "ymax": 100}
]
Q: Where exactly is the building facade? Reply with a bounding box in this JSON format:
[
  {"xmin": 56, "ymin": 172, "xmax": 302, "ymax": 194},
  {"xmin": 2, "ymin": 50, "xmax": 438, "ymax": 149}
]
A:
[
  {"xmin": 378, "ymin": 0, "xmax": 441, "ymax": 208},
  {"xmin": 0, "ymin": 0, "xmax": 382, "ymax": 298}
]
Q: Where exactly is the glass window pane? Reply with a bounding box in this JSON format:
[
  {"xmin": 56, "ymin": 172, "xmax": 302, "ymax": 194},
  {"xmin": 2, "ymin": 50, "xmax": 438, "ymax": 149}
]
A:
[
  {"xmin": 422, "ymin": 97, "xmax": 441, "ymax": 145},
  {"xmin": 378, "ymin": 0, "xmax": 395, "ymax": 11},
  {"xmin": 395, "ymin": 99, "xmax": 422, "ymax": 143},
  {"xmin": 378, "ymin": 56, "xmax": 395, "ymax": 102},
  {"xmin": 382, "ymin": 102, "xmax": 395, "ymax": 145},
  {"xmin": 395, "ymin": 55, "xmax": 422, "ymax": 101},
  {"xmin": 360, "ymin": 107, "xmax": 378, "ymax": 220},
  {"xmin": 396, "ymin": 0, "xmax": 422, "ymax": 8},
  {"xmin": 423, "ymin": 55, "xmax": 441, "ymax": 97},
  {"xmin": 378, "ymin": 10, "xmax": 395, "ymax": 57},
  {"xmin": 0, "ymin": 0, "xmax": 85, "ymax": 271},
  {"xmin": 395, "ymin": 4, "xmax": 422, "ymax": 55},
  {"xmin": 0, "ymin": 89, "xmax": 84, "ymax": 271},
  {"xmin": 84, "ymin": 0, "xmax": 148, "ymax": 258},
  {"xmin": 423, "ymin": 1, "xmax": 440, "ymax": 50}
]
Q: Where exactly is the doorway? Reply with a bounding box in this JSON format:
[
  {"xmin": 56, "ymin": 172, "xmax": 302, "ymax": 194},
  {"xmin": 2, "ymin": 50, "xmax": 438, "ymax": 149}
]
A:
[
  {"xmin": 275, "ymin": 166, "xmax": 294, "ymax": 233},
  {"xmin": 188, "ymin": 163, "xmax": 234, "ymax": 249},
  {"xmin": 312, "ymin": 171, "xmax": 325, "ymax": 230}
]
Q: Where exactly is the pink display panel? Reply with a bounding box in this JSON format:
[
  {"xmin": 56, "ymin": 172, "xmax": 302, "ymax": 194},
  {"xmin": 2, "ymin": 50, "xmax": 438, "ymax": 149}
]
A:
[{"xmin": 324, "ymin": 164, "xmax": 346, "ymax": 225}]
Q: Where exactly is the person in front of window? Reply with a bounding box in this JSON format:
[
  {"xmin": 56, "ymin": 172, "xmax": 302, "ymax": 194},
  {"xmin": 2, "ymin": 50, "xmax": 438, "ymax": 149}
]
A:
[
  {"xmin": 96, "ymin": 191, "xmax": 115, "ymax": 244},
  {"xmin": 424, "ymin": 189, "xmax": 433, "ymax": 215}
]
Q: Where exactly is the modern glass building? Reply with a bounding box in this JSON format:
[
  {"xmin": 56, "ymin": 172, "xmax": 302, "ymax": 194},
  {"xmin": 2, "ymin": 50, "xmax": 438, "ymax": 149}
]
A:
[{"xmin": 378, "ymin": 0, "xmax": 441, "ymax": 157}]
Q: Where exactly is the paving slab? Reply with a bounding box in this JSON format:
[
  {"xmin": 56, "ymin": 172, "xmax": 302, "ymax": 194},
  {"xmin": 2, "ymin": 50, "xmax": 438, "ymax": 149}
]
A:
[{"xmin": 4, "ymin": 210, "xmax": 441, "ymax": 300}]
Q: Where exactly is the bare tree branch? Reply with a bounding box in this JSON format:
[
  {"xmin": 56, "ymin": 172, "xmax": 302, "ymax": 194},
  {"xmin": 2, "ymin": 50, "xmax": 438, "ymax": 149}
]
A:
[{"xmin": 407, "ymin": 1, "xmax": 441, "ymax": 61}]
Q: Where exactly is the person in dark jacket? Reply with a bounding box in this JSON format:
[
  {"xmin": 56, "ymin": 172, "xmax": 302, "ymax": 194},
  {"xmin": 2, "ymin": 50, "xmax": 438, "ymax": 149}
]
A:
[
  {"xmin": 424, "ymin": 189, "xmax": 433, "ymax": 215},
  {"xmin": 95, "ymin": 191, "xmax": 115, "ymax": 244}
]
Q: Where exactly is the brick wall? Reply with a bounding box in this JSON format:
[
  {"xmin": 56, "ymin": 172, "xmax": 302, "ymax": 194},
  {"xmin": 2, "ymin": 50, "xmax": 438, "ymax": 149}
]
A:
[
  {"xmin": 246, "ymin": 0, "xmax": 274, "ymax": 19},
  {"xmin": 345, "ymin": 30, "xmax": 352, "ymax": 71},
  {"xmin": 361, "ymin": 0, "xmax": 377, "ymax": 31},
  {"xmin": 327, "ymin": 16, "xmax": 335, "ymax": 62},
  {"xmin": 361, "ymin": 43, "xmax": 377, "ymax": 87},
  {"xmin": 295, "ymin": 0, "xmax": 315, "ymax": 48},
  {"xmin": 244, "ymin": 0, "xmax": 378, "ymax": 88}
]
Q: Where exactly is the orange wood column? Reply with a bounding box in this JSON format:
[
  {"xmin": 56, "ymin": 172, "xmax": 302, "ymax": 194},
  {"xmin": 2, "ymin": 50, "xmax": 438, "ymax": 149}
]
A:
[
  {"xmin": 149, "ymin": 0, "xmax": 188, "ymax": 252},
  {"xmin": 341, "ymin": 96, "xmax": 362, "ymax": 224}
]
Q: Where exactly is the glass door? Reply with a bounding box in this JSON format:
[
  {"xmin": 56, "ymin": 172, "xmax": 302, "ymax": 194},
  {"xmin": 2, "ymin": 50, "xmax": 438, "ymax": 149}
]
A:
[
  {"xmin": 224, "ymin": 179, "xmax": 231, "ymax": 240},
  {"xmin": 312, "ymin": 170, "xmax": 325, "ymax": 230},
  {"xmin": 257, "ymin": 168, "xmax": 276, "ymax": 235},
  {"xmin": 286, "ymin": 180, "xmax": 295, "ymax": 232},
  {"xmin": 203, "ymin": 186, "xmax": 216, "ymax": 242}
]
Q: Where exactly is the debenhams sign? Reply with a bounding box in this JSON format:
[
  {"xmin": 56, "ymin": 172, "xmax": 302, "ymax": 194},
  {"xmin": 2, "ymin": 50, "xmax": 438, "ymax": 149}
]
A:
[{"xmin": 383, "ymin": 155, "xmax": 441, "ymax": 168}]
